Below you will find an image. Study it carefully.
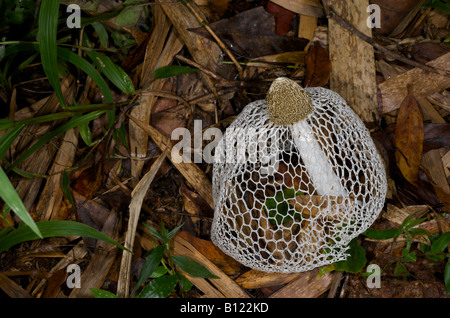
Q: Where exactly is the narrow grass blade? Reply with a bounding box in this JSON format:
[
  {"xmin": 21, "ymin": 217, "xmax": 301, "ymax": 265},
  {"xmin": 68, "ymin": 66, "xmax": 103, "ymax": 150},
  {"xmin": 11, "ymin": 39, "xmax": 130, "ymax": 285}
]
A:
[
  {"xmin": 3, "ymin": 43, "xmax": 114, "ymax": 106},
  {"xmin": 8, "ymin": 110, "xmax": 106, "ymax": 171},
  {"xmin": 0, "ymin": 220, "xmax": 131, "ymax": 254},
  {"xmin": 0, "ymin": 166, "xmax": 42, "ymax": 239},
  {"xmin": 153, "ymin": 65, "xmax": 199, "ymax": 79},
  {"xmin": 39, "ymin": 0, "xmax": 66, "ymax": 109},
  {"xmin": 0, "ymin": 125, "xmax": 25, "ymax": 159},
  {"xmin": 85, "ymin": 49, "xmax": 135, "ymax": 95}
]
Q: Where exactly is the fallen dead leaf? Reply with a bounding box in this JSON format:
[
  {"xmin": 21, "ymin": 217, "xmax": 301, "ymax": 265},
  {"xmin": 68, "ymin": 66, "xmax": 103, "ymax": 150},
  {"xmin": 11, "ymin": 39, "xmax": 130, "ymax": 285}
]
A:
[
  {"xmin": 304, "ymin": 42, "xmax": 331, "ymax": 87},
  {"xmin": 394, "ymin": 85, "xmax": 424, "ymax": 185}
]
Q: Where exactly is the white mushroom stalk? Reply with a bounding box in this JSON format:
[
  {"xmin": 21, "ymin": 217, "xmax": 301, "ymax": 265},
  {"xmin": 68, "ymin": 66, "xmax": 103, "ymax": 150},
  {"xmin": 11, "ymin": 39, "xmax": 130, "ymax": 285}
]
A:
[{"xmin": 266, "ymin": 77, "xmax": 346, "ymax": 196}]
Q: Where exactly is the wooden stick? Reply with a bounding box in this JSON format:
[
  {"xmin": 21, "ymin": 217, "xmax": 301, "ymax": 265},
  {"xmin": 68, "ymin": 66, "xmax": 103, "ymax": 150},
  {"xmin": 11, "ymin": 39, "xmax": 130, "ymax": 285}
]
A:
[
  {"xmin": 323, "ymin": 1, "xmax": 450, "ymax": 78},
  {"xmin": 179, "ymin": 0, "xmax": 243, "ymax": 78}
]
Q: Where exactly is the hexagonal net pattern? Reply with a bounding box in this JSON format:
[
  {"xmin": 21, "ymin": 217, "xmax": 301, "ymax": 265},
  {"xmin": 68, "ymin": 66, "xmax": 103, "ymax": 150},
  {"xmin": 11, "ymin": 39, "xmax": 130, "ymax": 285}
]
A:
[{"xmin": 211, "ymin": 87, "xmax": 387, "ymax": 273}]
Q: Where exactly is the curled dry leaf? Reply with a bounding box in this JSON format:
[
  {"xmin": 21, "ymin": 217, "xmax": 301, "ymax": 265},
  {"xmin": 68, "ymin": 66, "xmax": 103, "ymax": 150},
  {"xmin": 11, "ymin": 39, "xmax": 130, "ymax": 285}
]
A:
[{"xmin": 394, "ymin": 85, "xmax": 424, "ymax": 185}]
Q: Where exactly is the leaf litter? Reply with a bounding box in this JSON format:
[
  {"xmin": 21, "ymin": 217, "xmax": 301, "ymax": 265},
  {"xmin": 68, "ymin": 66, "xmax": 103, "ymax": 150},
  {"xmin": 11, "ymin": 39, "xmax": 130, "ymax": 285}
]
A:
[{"xmin": 0, "ymin": 0, "xmax": 449, "ymax": 299}]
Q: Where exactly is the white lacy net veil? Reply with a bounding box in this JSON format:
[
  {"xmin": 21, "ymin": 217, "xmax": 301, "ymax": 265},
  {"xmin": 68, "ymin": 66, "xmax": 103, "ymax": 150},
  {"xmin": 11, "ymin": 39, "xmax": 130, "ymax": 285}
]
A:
[{"xmin": 211, "ymin": 87, "xmax": 387, "ymax": 273}]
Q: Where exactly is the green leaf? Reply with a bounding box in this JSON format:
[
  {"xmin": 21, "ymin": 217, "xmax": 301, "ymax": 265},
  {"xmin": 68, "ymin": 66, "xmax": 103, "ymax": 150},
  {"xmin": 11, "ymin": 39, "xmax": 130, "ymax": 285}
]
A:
[
  {"xmin": 0, "ymin": 166, "xmax": 42, "ymax": 239},
  {"xmin": 431, "ymin": 231, "xmax": 450, "ymax": 254},
  {"xmin": 363, "ymin": 228, "xmax": 401, "ymax": 240},
  {"xmin": 85, "ymin": 49, "xmax": 135, "ymax": 95},
  {"xmin": 264, "ymin": 188, "xmax": 303, "ymax": 225},
  {"xmin": 166, "ymin": 223, "xmax": 185, "ymax": 242},
  {"xmin": 393, "ymin": 262, "xmax": 410, "ymax": 277},
  {"xmin": 91, "ymin": 22, "xmax": 109, "ymax": 48},
  {"xmin": 90, "ymin": 288, "xmax": 119, "ymax": 298},
  {"xmin": 0, "ymin": 125, "xmax": 25, "ymax": 159},
  {"xmin": 334, "ymin": 237, "xmax": 367, "ymax": 274},
  {"xmin": 401, "ymin": 251, "xmax": 417, "ymax": 262},
  {"xmin": 318, "ymin": 263, "xmax": 336, "ymax": 277},
  {"xmin": 149, "ymin": 266, "xmax": 168, "ymax": 278},
  {"xmin": 39, "ymin": 0, "xmax": 66, "ymax": 109},
  {"xmin": 0, "ymin": 220, "xmax": 130, "ymax": 254},
  {"xmin": 115, "ymin": 2, "xmax": 147, "ymax": 29},
  {"xmin": 176, "ymin": 272, "xmax": 193, "ymax": 292},
  {"xmin": 143, "ymin": 223, "xmax": 166, "ymax": 244},
  {"xmin": 61, "ymin": 170, "xmax": 74, "ymax": 210},
  {"xmin": 153, "ymin": 65, "xmax": 199, "ymax": 79},
  {"xmin": 445, "ymin": 261, "xmax": 450, "ymax": 295},
  {"xmin": 137, "ymin": 275, "xmax": 178, "ymax": 298},
  {"xmin": 171, "ymin": 255, "xmax": 219, "ymax": 279},
  {"xmin": 3, "ymin": 43, "xmax": 115, "ymax": 128},
  {"xmin": 78, "ymin": 121, "xmax": 93, "ymax": 146},
  {"xmin": 132, "ymin": 245, "xmax": 166, "ymax": 295},
  {"xmin": 407, "ymin": 228, "xmax": 430, "ymax": 237}
]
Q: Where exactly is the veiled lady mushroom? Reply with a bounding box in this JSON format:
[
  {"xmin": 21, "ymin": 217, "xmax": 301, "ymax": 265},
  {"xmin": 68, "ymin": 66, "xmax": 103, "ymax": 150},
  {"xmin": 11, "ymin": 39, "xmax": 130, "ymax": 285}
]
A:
[{"xmin": 211, "ymin": 77, "xmax": 387, "ymax": 273}]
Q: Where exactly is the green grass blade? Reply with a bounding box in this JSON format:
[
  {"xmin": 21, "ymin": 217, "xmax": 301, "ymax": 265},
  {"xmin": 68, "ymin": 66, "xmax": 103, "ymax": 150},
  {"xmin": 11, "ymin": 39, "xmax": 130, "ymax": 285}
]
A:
[
  {"xmin": 39, "ymin": 0, "xmax": 66, "ymax": 109},
  {"xmin": 3, "ymin": 43, "xmax": 114, "ymax": 106},
  {"xmin": 8, "ymin": 110, "xmax": 106, "ymax": 171},
  {"xmin": 85, "ymin": 49, "xmax": 135, "ymax": 95},
  {"xmin": 0, "ymin": 125, "xmax": 25, "ymax": 159},
  {"xmin": 0, "ymin": 220, "xmax": 131, "ymax": 254},
  {"xmin": 0, "ymin": 112, "xmax": 77, "ymax": 131},
  {"xmin": 0, "ymin": 166, "xmax": 42, "ymax": 239},
  {"xmin": 153, "ymin": 65, "xmax": 199, "ymax": 79},
  {"xmin": 56, "ymin": 47, "xmax": 114, "ymax": 104}
]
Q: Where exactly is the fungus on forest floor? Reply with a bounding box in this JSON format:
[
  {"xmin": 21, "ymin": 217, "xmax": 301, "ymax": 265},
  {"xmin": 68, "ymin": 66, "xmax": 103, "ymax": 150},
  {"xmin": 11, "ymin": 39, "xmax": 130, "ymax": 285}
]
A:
[{"xmin": 211, "ymin": 77, "xmax": 387, "ymax": 273}]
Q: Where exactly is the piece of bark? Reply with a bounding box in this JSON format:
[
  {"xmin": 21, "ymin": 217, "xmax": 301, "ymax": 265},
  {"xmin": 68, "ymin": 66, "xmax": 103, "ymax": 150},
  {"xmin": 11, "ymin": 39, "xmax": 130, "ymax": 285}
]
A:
[
  {"xmin": 172, "ymin": 233, "xmax": 250, "ymax": 298},
  {"xmin": 177, "ymin": 231, "xmax": 242, "ymax": 276},
  {"xmin": 35, "ymin": 128, "xmax": 78, "ymax": 221},
  {"xmin": 117, "ymin": 149, "xmax": 168, "ymax": 298},
  {"xmin": 379, "ymin": 52, "xmax": 450, "ymax": 114},
  {"xmin": 31, "ymin": 241, "xmax": 88, "ymax": 297},
  {"xmin": 417, "ymin": 96, "xmax": 446, "ymax": 124},
  {"xmin": 157, "ymin": 0, "xmax": 231, "ymax": 85},
  {"xmin": 128, "ymin": 114, "xmax": 214, "ymax": 209},
  {"xmin": 12, "ymin": 75, "xmax": 76, "ymax": 212},
  {"xmin": 422, "ymin": 149, "xmax": 450, "ymax": 193},
  {"xmin": 0, "ymin": 272, "xmax": 32, "ymax": 298},
  {"xmin": 129, "ymin": 5, "xmax": 183, "ymax": 185},
  {"xmin": 68, "ymin": 210, "xmax": 120, "ymax": 298},
  {"xmin": 270, "ymin": 0, "xmax": 324, "ymax": 18},
  {"xmin": 326, "ymin": 0, "xmax": 379, "ymax": 122},
  {"xmin": 269, "ymin": 267, "xmax": 333, "ymax": 298},
  {"xmin": 236, "ymin": 270, "xmax": 302, "ymax": 289},
  {"xmin": 299, "ymin": 15, "xmax": 318, "ymax": 51}
]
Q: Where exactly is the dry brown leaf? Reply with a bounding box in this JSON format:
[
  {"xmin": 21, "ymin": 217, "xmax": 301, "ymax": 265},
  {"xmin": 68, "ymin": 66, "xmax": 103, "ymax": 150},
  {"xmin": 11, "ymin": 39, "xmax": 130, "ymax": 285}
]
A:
[
  {"xmin": 0, "ymin": 272, "xmax": 32, "ymax": 298},
  {"xmin": 394, "ymin": 85, "xmax": 424, "ymax": 185},
  {"xmin": 128, "ymin": 114, "xmax": 214, "ymax": 209},
  {"xmin": 304, "ymin": 42, "xmax": 331, "ymax": 87},
  {"xmin": 235, "ymin": 270, "xmax": 301, "ymax": 289},
  {"xmin": 172, "ymin": 232, "xmax": 250, "ymax": 298},
  {"xmin": 268, "ymin": 267, "xmax": 333, "ymax": 298},
  {"xmin": 177, "ymin": 231, "xmax": 242, "ymax": 276}
]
